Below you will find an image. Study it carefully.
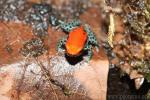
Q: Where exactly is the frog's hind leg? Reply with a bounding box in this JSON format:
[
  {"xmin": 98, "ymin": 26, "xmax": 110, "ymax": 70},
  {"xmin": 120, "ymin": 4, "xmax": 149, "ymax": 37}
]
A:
[
  {"xmin": 84, "ymin": 24, "xmax": 99, "ymax": 48},
  {"xmin": 57, "ymin": 36, "xmax": 67, "ymax": 53},
  {"xmin": 83, "ymin": 44, "xmax": 93, "ymax": 62},
  {"xmin": 84, "ymin": 24, "xmax": 100, "ymax": 53},
  {"xmin": 60, "ymin": 19, "xmax": 81, "ymax": 33}
]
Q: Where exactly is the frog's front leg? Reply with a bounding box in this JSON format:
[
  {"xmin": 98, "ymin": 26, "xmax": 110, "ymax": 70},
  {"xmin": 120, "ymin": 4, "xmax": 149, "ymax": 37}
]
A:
[
  {"xmin": 83, "ymin": 43, "xmax": 93, "ymax": 62},
  {"xmin": 57, "ymin": 36, "xmax": 67, "ymax": 53},
  {"xmin": 60, "ymin": 19, "xmax": 81, "ymax": 33},
  {"xmin": 84, "ymin": 24, "xmax": 99, "ymax": 51}
]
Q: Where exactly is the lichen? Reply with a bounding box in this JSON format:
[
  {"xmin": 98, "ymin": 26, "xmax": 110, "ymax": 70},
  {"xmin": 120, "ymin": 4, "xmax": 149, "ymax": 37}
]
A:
[{"xmin": 20, "ymin": 38, "xmax": 47, "ymax": 57}]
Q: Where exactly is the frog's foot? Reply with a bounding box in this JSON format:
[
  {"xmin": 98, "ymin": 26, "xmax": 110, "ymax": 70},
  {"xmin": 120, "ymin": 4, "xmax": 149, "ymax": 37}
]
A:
[
  {"xmin": 60, "ymin": 19, "xmax": 81, "ymax": 32},
  {"xmin": 84, "ymin": 50, "xmax": 93, "ymax": 62},
  {"xmin": 57, "ymin": 36, "xmax": 67, "ymax": 54},
  {"xmin": 83, "ymin": 56, "xmax": 90, "ymax": 62},
  {"xmin": 57, "ymin": 48, "xmax": 65, "ymax": 54},
  {"xmin": 95, "ymin": 46, "xmax": 100, "ymax": 53},
  {"xmin": 83, "ymin": 45, "xmax": 93, "ymax": 62}
]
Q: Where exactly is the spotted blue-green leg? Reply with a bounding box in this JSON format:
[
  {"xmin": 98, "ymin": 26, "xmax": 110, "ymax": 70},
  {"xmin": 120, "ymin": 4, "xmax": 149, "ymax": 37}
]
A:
[
  {"xmin": 84, "ymin": 24, "xmax": 99, "ymax": 47},
  {"xmin": 83, "ymin": 43, "xmax": 93, "ymax": 62},
  {"xmin": 59, "ymin": 19, "xmax": 81, "ymax": 32},
  {"xmin": 57, "ymin": 36, "xmax": 67, "ymax": 53},
  {"xmin": 84, "ymin": 24, "xmax": 99, "ymax": 52}
]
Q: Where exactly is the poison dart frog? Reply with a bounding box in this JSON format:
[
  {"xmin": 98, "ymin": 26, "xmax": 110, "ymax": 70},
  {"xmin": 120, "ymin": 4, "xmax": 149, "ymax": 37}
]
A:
[{"xmin": 57, "ymin": 19, "xmax": 99, "ymax": 61}]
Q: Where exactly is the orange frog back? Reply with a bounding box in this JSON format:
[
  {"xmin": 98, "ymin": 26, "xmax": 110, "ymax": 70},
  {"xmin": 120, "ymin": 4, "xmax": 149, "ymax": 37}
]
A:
[{"xmin": 66, "ymin": 26, "xmax": 87, "ymax": 55}]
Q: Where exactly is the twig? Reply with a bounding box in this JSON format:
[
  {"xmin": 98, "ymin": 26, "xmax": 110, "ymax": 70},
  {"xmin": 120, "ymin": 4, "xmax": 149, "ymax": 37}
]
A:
[
  {"xmin": 108, "ymin": 13, "xmax": 115, "ymax": 48},
  {"xmin": 15, "ymin": 57, "xmax": 30, "ymax": 100},
  {"xmin": 34, "ymin": 58, "xmax": 59, "ymax": 100}
]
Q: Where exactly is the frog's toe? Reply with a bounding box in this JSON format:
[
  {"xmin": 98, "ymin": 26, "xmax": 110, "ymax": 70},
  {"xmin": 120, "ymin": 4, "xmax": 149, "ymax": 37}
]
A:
[
  {"xmin": 57, "ymin": 48, "xmax": 65, "ymax": 53},
  {"xmin": 95, "ymin": 46, "xmax": 100, "ymax": 52},
  {"xmin": 83, "ymin": 56, "xmax": 91, "ymax": 62}
]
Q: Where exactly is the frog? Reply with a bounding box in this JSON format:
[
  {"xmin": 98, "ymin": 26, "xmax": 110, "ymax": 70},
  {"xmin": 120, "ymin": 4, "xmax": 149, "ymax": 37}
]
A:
[{"xmin": 57, "ymin": 19, "xmax": 99, "ymax": 61}]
